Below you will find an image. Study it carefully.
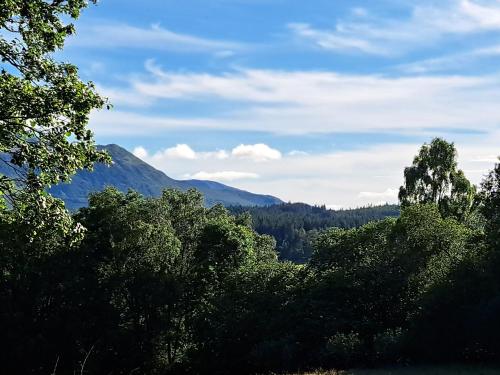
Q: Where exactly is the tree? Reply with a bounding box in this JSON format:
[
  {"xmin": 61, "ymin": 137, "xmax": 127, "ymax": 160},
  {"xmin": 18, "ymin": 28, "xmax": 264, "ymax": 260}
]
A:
[
  {"xmin": 481, "ymin": 159, "xmax": 500, "ymax": 248},
  {"xmin": 390, "ymin": 204, "xmax": 477, "ymax": 362},
  {"xmin": 69, "ymin": 188, "xmax": 281, "ymax": 374},
  {"xmin": 190, "ymin": 258, "xmax": 300, "ymax": 375},
  {"xmin": 0, "ymin": 0, "xmax": 109, "ymax": 239},
  {"xmin": 229, "ymin": 203, "xmax": 400, "ymax": 262},
  {"xmin": 302, "ymin": 203, "xmax": 480, "ymax": 367},
  {"xmin": 399, "ymin": 138, "xmax": 476, "ymax": 222},
  {"xmin": 306, "ymin": 219, "xmax": 404, "ymax": 366}
]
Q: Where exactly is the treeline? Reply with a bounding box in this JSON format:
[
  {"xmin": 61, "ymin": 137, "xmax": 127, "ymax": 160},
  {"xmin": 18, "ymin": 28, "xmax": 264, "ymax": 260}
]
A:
[
  {"xmin": 1, "ymin": 139, "xmax": 500, "ymax": 374},
  {"xmin": 230, "ymin": 204, "xmax": 400, "ymax": 262},
  {"xmin": 0, "ymin": 188, "xmax": 283, "ymax": 373}
]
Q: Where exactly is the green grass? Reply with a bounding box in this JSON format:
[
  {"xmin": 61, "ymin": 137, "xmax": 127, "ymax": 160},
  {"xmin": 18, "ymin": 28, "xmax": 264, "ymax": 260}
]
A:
[{"xmin": 285, "ymin": 364, "xmax": 500, "ymax": 375}]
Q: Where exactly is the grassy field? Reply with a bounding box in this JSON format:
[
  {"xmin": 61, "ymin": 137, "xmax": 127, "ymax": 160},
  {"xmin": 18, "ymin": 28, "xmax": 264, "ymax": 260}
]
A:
[{"xmin": 286, "ymin": 365, "xmax": 500, "ymax": 375}]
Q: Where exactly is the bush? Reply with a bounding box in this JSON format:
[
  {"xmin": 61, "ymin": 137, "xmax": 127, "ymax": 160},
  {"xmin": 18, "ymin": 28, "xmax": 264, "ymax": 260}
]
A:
[
  {"xmin": 322, "ymin": 332, "xmax": 364, "ymax": 369},
  {"xmin": 374, "ymin": 328, "xmax": 405, "ymax": 363}
]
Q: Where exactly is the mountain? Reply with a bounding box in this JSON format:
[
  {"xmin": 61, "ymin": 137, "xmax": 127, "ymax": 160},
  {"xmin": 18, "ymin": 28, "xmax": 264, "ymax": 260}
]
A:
[{"xmin": 47, "ymin": 144, "xmax": 282, "ymax": 209}]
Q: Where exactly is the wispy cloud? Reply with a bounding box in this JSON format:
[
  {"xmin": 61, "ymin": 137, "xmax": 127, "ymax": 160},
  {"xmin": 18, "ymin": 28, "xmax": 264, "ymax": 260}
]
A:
[
  {"xmin": 69, "ymin": 22, "xmax": 247, "ymax": 54},
  {"xmin": 93, "ymin": 63, "xmax": 500, "ymax": 136},
  {"xmin": 400, "ymin": 44, "xmax": 500, "ymax": 73},
  {"xmin": 358, "ymin": 188, "xmax": 399, "ymax": 199},
  {"xmin": 288, "ymin": 1, "xmax": 500, "ymax": 56},
  {"xmin": 186, "ymin": 171, "xmax": 260, "ymax": 182},
  {"xmin": 460, "ymin": 0, "xmax": 500, "ymax": 28},
  {"xmin": 288, "ymin": 23, "xmax": 385, "ymax": 55},
  {"xmin": 133, "ymin": 61, "xmax": 493, "ymax": 105}
]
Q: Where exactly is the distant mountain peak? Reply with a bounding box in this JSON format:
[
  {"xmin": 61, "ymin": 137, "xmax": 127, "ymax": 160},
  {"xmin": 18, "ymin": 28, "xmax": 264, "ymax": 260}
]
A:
[{"xmin": 48, "ymin": 144, "xmax": 282, "ymax": 209}]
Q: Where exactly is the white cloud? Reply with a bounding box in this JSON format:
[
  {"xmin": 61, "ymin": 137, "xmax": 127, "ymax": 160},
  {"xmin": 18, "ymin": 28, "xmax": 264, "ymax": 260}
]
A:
[
  {"xmin": 288, "ymin": 23, "xmax": 385, "ymax": 55},
  {"xmin": 187, "ymin": 171, "xmax": 260, "ymax": 182},
  {"xmin": 93, "ymin": 65, "xmax": 500, "ymax": 136},
  {"xmin": 97, "ymin": 84, "xmax": 154, "ymax": 108},
  {"xmin": 132, "ymin": 146, "xmax": 148, "ymax": 159},
  {"xmin": 400, "ymin": 44, "xmax": 500, "ymax": 73},
  {"xmin": 89, "ymin": 110, "xmax": 224, "ymax": 136},
  {"xmin": 358, "ymin": 188, "xmax": 399, "ymax": 199},
  {"xmin": 125, "ymin": 133, "xmax": 500, "ymax": 208},
  {"xmin": 156, "ymin": 144, "xmax": 197, "ymax": 160},
  {"xmin": 69, "ymin": 22, "xmax": 246, "ymax": 54},
  {"xmin": 231, "ymin": 143, "xmax": 282, "ymax": 162},
  {"xmin": 207, "ymin": 150, "xmax": 230, "ymax": 160},
  {"xmin": 470, "ymin": 155, "xmax": 499, "ymax": 163},
  {"xmin": 288, "ymin": 1, "xmax": 500, "ymax": 55},
  {"xmin": 133, "ymin": 144, "xmax": 279, "ymax": 164},
  {"xmin": 460, "ymin": 0, "xmax": 500, "ymax": 28}
]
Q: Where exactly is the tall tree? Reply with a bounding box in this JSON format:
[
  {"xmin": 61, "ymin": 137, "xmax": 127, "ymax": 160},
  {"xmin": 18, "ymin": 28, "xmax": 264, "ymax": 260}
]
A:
[
  {"xmin": 399, "ymin": 138, "xmax": 476, "ymax": 222},
  {"xmin": 0, "ymin": 0, "xmax": 109, "ymax": 239}
]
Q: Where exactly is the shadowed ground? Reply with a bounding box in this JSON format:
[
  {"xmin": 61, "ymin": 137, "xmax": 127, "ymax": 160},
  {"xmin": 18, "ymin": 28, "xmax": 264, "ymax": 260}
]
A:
[{"xmin": 284, "ymin": 365, "xmax": 500, "ymax": 375}]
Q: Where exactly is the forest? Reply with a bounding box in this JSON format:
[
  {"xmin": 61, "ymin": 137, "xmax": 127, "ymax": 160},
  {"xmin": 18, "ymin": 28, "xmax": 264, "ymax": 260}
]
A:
[
  {"xmin": 229, "ymin": 204, "xmax": 400, "ymax": 262},
  {"xmin": 1, "ymin": 2, "xmax": 500, "ymax": 374},
  {"xmin": 2, "ymin": 138, "xmax": 500, "ymax": 374}
]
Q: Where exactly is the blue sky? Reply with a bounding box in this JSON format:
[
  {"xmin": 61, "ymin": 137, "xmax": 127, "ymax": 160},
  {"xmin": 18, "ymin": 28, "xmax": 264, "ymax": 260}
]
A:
[{"xmin": 64, "ymin": 0, "xmax": 500, "ymax": 207}]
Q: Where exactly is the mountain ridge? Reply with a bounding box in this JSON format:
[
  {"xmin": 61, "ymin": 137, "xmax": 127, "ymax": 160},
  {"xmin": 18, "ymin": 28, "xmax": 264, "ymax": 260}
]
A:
[{"xmin": 48, "ymin": 144, "xmax": 283, "ymax": 209}]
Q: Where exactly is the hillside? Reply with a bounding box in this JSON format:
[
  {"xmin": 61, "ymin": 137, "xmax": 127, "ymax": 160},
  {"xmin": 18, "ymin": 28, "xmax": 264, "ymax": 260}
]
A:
[
  {"xmin": 230, "ymin": 203, "xmax": 400, "ymax": 262},
  {"xmin": 47, "ymin": 144, "xmax": 282, "ymax": 209}
]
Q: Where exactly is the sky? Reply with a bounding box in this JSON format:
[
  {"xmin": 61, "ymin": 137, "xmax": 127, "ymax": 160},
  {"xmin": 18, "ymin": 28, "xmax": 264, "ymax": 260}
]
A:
[{"xmin": 64, "ymin": 0, "xmax": 500, "ymax": 208}]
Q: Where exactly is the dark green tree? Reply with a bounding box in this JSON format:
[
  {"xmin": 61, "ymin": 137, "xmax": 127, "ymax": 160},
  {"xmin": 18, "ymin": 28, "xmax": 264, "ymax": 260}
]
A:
[
  {"xmin": 306, "ymin": 219, "xmax": 404, "ymax": 367},
  {"xmin": 74, "ymin": 188, "xmax": 201, "ymax": 372},
  {"xmin": 230, "ymin": 203, "xmax": 400, "ymax": 262},
  {"xmin": 399, "ymin": 138, "xmax": 476, "ymax": 222},
  {"xmin": 481, "ymin": 158, "xmax": 500, "ymax": 248},
  {"xmin": 70, "ymin": 188, "xmax": 281, "ymax": 374}
]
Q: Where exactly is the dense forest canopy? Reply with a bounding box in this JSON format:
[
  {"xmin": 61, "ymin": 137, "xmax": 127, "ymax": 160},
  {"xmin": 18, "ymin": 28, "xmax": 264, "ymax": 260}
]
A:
[
  {"xmin": 1, "ymin": 3, "xmax": 500, "ymax": 375},
  {"xmin": 230, "ymin": 203, "xmax": 400, "ymax": 262}
]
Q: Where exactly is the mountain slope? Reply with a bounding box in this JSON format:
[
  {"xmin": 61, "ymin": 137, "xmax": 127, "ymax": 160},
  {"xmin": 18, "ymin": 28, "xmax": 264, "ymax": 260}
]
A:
[{"xmin": 48, "ymin": 144, "xmax": 282, "ymax": 209}]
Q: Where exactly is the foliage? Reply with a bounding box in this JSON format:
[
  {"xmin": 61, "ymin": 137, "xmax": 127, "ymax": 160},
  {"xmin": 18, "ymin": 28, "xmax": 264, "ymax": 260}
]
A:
[
  {"xmin": 191, "ymin": 260, "xmax": 301, "ymax": 374},
  {"xmin": 1, "ymin": 138, "xmax": 500, "ymax": 374},
  {"xmin": 0, "ymin": 188, "xmax": 281, "ymax": 374},
  {"xmin": 480, "ymin": 159, "xmax": 500, "ymax": 248},
  {"xmin": 0, "ymin": 0, "xmax": 109, "ymax": 238},
  {"xmin": 399, "ymin": 138, "xmax": 476, "ymax": 223},
  {"xmin": 301, "ymin": 203, "xmax": 483, "ymax": 368},
  {"xmin": 230, "ymin": 203, "xmax": 400, "ymax": 262}
]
